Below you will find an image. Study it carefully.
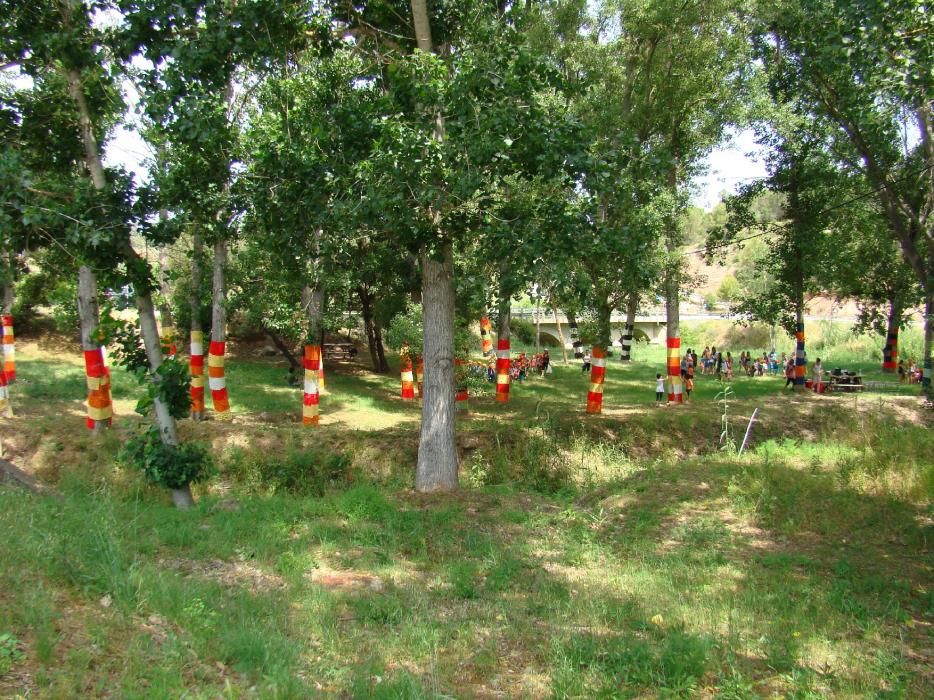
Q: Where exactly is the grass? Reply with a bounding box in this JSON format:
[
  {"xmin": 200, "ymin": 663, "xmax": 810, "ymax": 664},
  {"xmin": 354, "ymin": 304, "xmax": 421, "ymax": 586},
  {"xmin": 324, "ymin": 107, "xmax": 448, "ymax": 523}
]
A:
[{"xmin": 0, "ymin": 325, "xmax": 932, "ymax": 697}]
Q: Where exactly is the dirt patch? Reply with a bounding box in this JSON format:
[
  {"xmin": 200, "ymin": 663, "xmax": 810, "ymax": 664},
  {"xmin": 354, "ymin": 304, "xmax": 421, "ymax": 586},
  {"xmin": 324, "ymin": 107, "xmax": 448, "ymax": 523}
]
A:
[
  {"xmin": 308, "ymin": 566, "xmax": 385, "ymax": 593},
  {"xmin": 159, "ymin": 558, "xmax": 286, "ymax": 593}
]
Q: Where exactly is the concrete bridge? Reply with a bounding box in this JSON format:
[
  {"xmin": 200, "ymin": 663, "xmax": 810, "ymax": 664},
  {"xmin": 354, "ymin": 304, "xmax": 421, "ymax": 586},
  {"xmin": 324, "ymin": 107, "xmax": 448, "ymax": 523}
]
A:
[{"xmin": 509, "ymin": 307, "xmax": 724, "ymax": 348}]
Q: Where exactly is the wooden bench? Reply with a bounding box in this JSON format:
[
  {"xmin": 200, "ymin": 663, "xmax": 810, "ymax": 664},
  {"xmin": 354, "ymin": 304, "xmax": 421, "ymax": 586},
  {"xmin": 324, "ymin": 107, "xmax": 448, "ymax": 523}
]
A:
[
  {"xmin": 862, "ymin": 381, "xmax": 902, "ymax": 392},
  {"xmin": 323, "ymin": 343, "xmax": 356, "ymax": 361}
]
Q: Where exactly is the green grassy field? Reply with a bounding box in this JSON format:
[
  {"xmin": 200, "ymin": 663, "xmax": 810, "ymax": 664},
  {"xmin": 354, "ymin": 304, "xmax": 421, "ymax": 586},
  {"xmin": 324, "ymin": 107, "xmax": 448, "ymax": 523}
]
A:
[{"xmin": 1, "ymin": 333, "xmax": 932, "ymax": 698}]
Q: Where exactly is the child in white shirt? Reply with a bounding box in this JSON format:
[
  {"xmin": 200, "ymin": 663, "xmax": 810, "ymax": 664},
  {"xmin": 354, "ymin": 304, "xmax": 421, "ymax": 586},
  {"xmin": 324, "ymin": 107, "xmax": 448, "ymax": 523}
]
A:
[{"xmin": 655, "ymin": 373, "xmax": 666, "ymax": 405}]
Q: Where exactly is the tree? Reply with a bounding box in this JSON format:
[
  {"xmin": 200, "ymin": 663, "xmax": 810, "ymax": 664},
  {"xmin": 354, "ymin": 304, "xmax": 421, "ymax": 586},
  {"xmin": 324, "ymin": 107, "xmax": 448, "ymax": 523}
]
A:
[
  {"xmin": 710, "ymin": 138, "xmax": 840, "ymax": 389},
  {"xmin": 118, "ymin": 0, "xmax": 312, "ymax": 421},
  {"xmin": 756, "ymin": 0, "xmax": 934, "ymax": 395},
  {"xmin": 581, "ymin": 0, "xmax": 755, "ymax": 404}
]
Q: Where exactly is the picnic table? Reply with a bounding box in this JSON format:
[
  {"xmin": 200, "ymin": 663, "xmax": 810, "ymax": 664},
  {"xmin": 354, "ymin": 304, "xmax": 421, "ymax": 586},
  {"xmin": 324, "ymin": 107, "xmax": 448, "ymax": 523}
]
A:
[
  {"xmin": 827, "ymin": 371, "xmax": 864, "ymax": 393},
  {"xmin": 323, "ymin": 342, "xmax": 357, "ymax": 360}
]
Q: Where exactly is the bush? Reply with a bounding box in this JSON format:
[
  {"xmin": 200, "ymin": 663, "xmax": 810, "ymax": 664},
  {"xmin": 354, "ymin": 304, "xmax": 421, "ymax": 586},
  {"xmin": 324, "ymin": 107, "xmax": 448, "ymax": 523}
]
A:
[
  {"xmin": 223, "ymin": 447, "xmax": 350, "ymax": 497},
  {"xmin": 47, "ymin": 277, "xmax": 81, "ymax": 335},
  {"xmin": 510, "ymin": 317, "xmax": 537, "ymax": 345},
  {"xmin": 119, "ymin": 428, "xmax": 214, "ymax": 490}
]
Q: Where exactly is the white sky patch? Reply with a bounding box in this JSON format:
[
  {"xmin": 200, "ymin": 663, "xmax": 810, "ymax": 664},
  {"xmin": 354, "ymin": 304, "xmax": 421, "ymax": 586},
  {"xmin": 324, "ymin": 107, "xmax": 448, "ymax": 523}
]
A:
[{"xmin": 692, "ymin": 128, "xmax": 769, "ymax": 210}]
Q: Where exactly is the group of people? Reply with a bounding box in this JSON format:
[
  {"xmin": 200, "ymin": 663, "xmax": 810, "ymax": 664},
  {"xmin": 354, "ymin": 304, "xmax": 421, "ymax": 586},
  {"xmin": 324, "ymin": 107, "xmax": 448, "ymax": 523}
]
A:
[
  {"xmin": 484, "ymin": 350, "xmax": 552, "ymax": 383},
  {"xmin": 652, "ymin": 345, "xmax": 833, "ymax": 404},
  {"xmin": 897, "ymin": 359, "xmax": 924, "ymax": 384},
  {"xmin": 696, "ymin": 346, "xmax": 787, "ymax": 381}
]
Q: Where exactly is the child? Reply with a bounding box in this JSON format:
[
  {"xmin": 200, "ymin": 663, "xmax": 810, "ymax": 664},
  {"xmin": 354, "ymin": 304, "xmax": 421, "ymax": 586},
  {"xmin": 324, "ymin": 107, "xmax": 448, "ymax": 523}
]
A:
[
  {"xmin": 784, "ymin": 358, "xmax": 796, "ymax": 391},
  {"xmin": 655, "ymin": 373, "xmax": 666, "ymax": 405},
  {"xmin": 684, "ymin": 376, "xmax": 693, "ymax": 402}
]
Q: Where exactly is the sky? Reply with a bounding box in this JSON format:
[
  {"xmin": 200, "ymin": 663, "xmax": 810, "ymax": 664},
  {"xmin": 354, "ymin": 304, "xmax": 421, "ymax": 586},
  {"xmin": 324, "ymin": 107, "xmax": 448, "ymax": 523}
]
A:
[{"xmin": 691, "ymin": 129, "xmax": 769, "ymax": 210}]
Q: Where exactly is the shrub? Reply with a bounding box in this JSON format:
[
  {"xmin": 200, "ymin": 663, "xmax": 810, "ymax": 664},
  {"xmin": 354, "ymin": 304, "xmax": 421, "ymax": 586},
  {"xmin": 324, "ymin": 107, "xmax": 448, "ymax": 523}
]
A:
[
  {"xmin": 261, "ymin": 449, "xmax": 350, "ymax": 497},
  {"xmin": 223, "ymin": 447, "xmax": 350, "ymax": 497},
  {"xmin": 119, "ymin": 428, "xmax": 214, "ymax": 490},
  {"xmin": 510, "ymin": 317, "xmax": 537, "ymax": 345}
]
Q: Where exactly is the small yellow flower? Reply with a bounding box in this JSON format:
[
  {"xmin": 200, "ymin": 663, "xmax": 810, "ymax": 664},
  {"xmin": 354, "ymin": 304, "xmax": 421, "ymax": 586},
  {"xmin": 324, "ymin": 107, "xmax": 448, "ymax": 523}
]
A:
[{"xmin": 650, "ymin": 614, "xmax": 664, "ymax": 626}]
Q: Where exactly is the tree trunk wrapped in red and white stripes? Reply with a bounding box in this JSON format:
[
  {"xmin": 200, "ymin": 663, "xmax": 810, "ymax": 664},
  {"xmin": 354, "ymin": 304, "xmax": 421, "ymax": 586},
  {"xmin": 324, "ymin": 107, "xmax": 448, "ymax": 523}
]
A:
[
  {"xmin": 666, "ymin": 337, "xmax": 682, "ymax": 403},
  {"xmin": 303, "ymin": 344, "xmax": 321, "ymax": 425},
  {"xmin": 400, "ymin": 348, "xmax": 415, "ymax": 399},
  {"xmin": 84, "ymin": 346, "xmax": 113, "ymax": 429},
  {"xmin": 586, "ymin": 347, "xmax": 607, "ymax": 414},
  {"xmin": 495, "ymin": 339, "xmax": 510, "ymax": 403},
  {"xmin": 2, "ymin": 315, "xmax": 14, "ymax": 383},
  {"xmin": 208, "ymin": 340, "xmax": 231, "ymax": 419},
  {"xmin": 0, "ymin": 369, "xmax": 12, "ymax": 417},
  {"xmin": 190, "ymin": 330, "xmax": 205, "ymax": 418}
]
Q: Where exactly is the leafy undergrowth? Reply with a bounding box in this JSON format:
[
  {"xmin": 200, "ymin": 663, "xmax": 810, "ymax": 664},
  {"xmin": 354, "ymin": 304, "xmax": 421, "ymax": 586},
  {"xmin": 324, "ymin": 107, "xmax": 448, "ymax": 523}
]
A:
[{"xmin": 1, "ymin": 343, "xmax": 932, "ymax": 697}]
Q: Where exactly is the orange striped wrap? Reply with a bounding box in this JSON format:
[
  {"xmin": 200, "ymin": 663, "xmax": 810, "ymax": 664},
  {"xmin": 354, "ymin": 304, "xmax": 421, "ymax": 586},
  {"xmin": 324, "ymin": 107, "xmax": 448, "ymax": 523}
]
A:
[
  {"xmin": 84, "ymin": 347, "xmax": 113, "ymax": 429},
  {"xmin": 190, "ymin": 330, "xmax": 205, "ymax": 414},
  {"xmin": 666, "ymin": 337, "xmax": 682, "ymax": 403},
  {"xmin": 586, "ymin": 347, "xmax": 607, "ymax": 414},
  {"xmin": 0, "ymin": 366, "xmax": 11, "ymax": 417},
  {"xmin": 208, "ymin": 340, "xmax": 231, "ymax": 419},
  {"xmin": 303, "ymin": 344, "xmax": 321, "ymax": 426},
  {"xmin": 495, "ymin": 338, "xmax": 510, "ymax": 403},
  {"xmin": 400, "ymin": 353, "xmax": 415, "ymax": 399},
  {"xmin": 1, "ymin": 315, "xmax": 14, "ymax": 383}
]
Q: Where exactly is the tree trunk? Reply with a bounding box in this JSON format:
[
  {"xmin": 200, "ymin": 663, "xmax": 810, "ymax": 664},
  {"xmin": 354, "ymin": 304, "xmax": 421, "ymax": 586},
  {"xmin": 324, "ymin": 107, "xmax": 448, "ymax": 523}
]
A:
[
  {"xmin": 664, "ymin": 152, "xmax": 684, "ymax": 403},
  {"xmin": 587, "ymin": 298, "xmax": 611, "ymax": 414},
  {"xmin": 923, "ymin": 290, "xmax": 933, "ymax": 398},
  {"xmin": 535, "ymin": 293, "xmax": 541, "ymax": 353},
  {"xmin": 189, "ymin": 231, "xmax": 205, "ymax": 420},
  {"xmin": 411, "ymin": 0, "xmax": 458, "ymax": 491},
  {"xmin": 2, "ymin": 280, "xmax": 14, "ymax": 384},
  {"xmin": 664, "ymin": 260, "xmax": 682, "ymax": 403},
  {"xmin": 1, "ymin": 280, "xmax": 12, "ymax": 315},
  {"xmin": 552, "ymin": 306, "xmax": 568, "ymax": 365},
  {"xmin": 66, "ymin": 67, "xmax": 113, "ymax": 433},
  {"xmin": 136, "ymin": 287, "xmax": 179, "ymax": 448},
  {"xmin": 415, "ymin": 247, "xmax": 459, "ymax": 492},
  {"xmin": 209, "ymin": 238, "xmax": 230, "ymax": 419},
  {"xmin": 359, "ymin": 286, "xmax": 380, "ymax": 372},
  {"xmin": 374, "ymin": 322, "xmax": 390, "ymax": 373},
  {"xmin": 171, "ymin": 485, "xmax": 195, "ymax": 509},
  {"xmin": 567, "ymin": 311, "xmax": 582, "ymax": 358},
  {"xmin": 301, "ymin": 284, "xmax": 325, "ymax": 425},
  {"xmin": 495, "ymin": 292, "xmax": 512, "ymax": 403},
  {"xmin": 264, "ymin": 328, "xmax": 300, "ymax": 373},
  {"xmin": 621, "ymin": 294, "xmax": 637, "ymax": 362},
  {"xmin": 78, "ymin": 265, "xmax": 111, "ymax": 434},
  {"xmin": 158, "ymin": 244, "xmax": 176, "ymax": 357},
  {"xmin": 794, "ymin": 302, "xmax": 807, "ymax": 392},
  {"xmin": 301, "ymin": 284, "xmax": 324, "ymax": 341},
  {"xmin": 65, "ymin": 70, "xmax": 107, "ymax": 190},
  {"xmin": 882, "ymin": 298, "xmax": 901, "ymax": 373}
]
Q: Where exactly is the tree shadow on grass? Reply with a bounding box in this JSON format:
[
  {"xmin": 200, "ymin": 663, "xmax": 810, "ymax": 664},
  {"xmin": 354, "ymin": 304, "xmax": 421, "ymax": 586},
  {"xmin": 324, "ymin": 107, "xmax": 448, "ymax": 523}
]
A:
[{"xmin": 577, "ymin": 453, "xmax": 934, "ymax": 696}]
